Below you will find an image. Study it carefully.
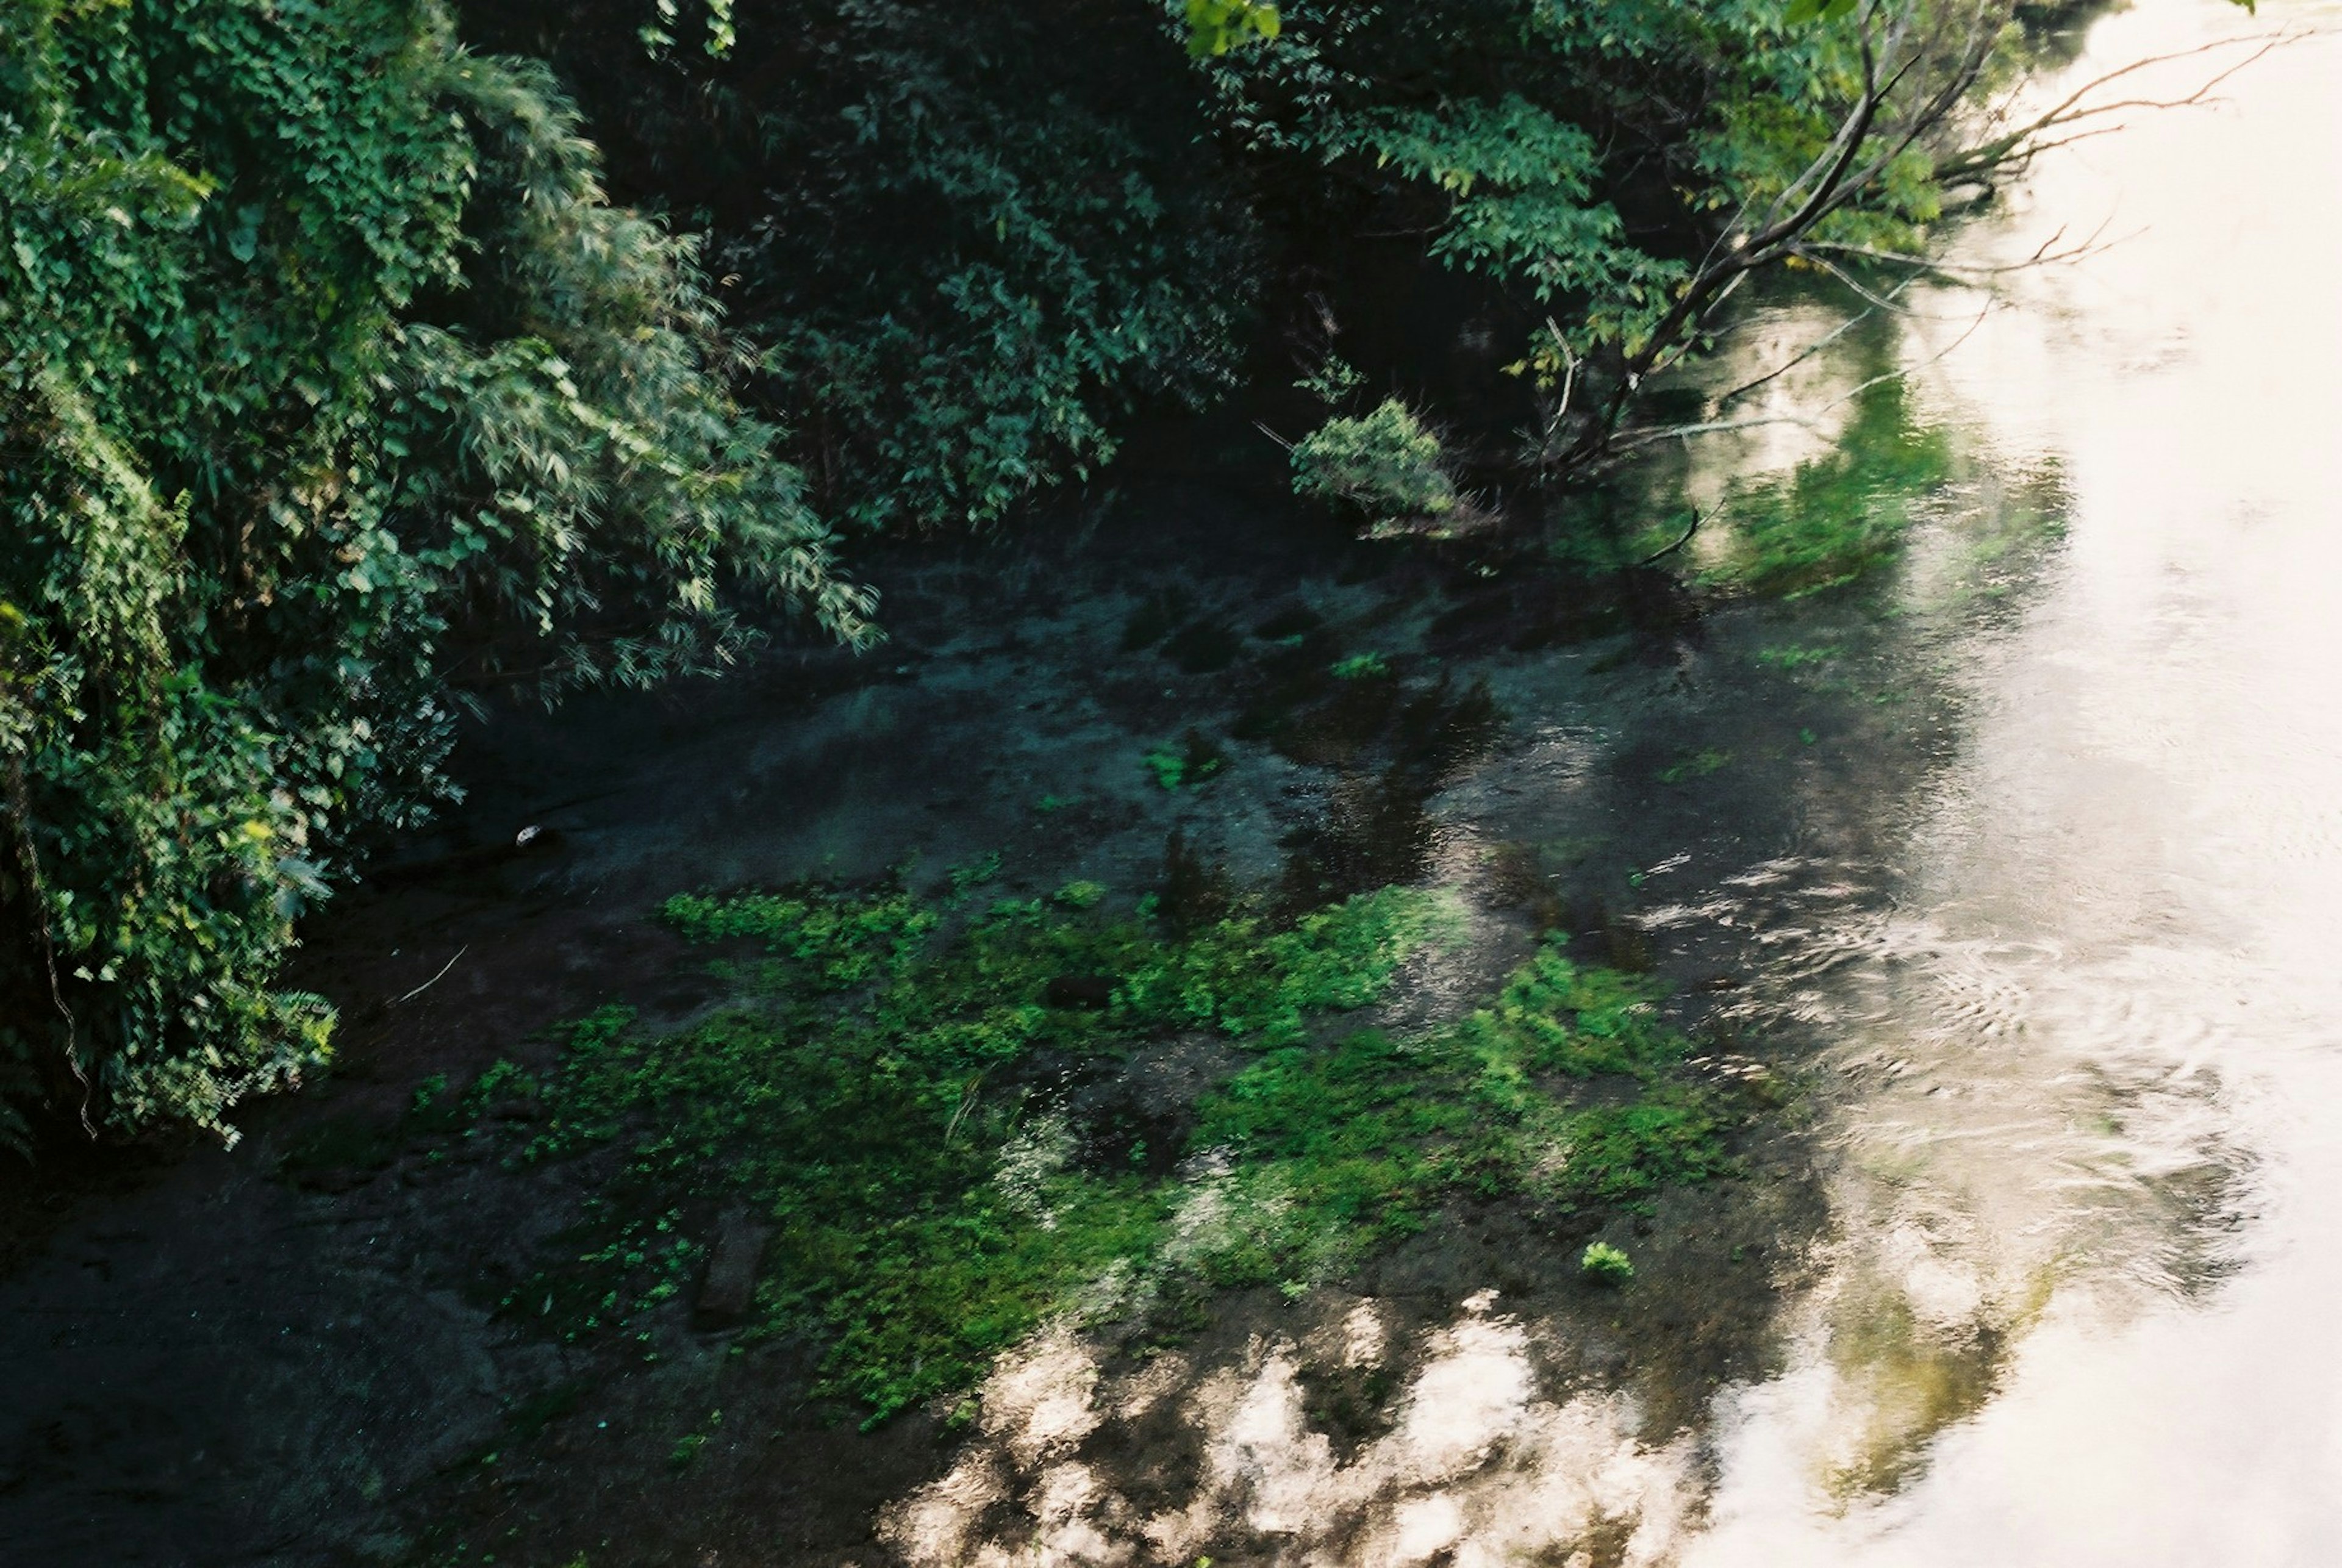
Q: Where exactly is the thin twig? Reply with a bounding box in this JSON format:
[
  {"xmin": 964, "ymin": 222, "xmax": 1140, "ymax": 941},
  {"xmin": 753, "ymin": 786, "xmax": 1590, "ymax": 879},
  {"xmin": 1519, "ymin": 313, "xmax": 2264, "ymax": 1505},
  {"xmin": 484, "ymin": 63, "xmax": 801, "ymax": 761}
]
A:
[
  {"xmin": 944, "ymin": 1070, "xmax": 987, "ymax": 1145},
  {"xmin": 395, "ymin": 945, "xmax": 469, "ymax": 1005},
  {"xmin": 1799, "ymin": 215, "xmax": 2119, "ymax": 278},
  {"xmin": 1791, "ymin": 249, "xmax": 1993, "ymax": 321},
  {"xmin": 1612, "ymin": 294, "xmax": 1995, "ymax": 456},
  {"xmin": 1714, "ymin": 286, "xmax": 1906, "ymax": 409},
  {"xmin": 1607, "ymin": 412, "xmax": 1828, "ymax": 454}
]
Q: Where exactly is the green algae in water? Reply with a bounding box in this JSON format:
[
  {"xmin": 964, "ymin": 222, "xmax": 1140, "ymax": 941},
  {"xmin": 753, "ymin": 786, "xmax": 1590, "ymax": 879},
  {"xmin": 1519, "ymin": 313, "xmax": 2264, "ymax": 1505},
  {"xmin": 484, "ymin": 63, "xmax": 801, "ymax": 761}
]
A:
[
  {"xmin": 476, "ymin": 875, "xmax": 1734, "ymax": 1424},
  {"xmin": 1697, "ymin": 377, "xmax": 1953, "ymax": 597},
  {"xmin": 1658, "ymin": 747, "xmax": 1733, "ymax": 784},
  {"xmin": 1144, "ymin": 729, "xmax": 1228, "ymax": 790}
]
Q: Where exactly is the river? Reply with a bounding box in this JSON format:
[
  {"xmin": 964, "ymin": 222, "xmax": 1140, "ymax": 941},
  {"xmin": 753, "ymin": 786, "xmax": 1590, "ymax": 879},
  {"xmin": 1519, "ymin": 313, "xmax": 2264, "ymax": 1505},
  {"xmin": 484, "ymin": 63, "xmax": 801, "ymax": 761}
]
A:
[
  {"xmin": 1684, "ymin": 1, "xmax": 2342, "ymax": 1559},
  {"xmin": 4, "ymin": 2, "xmax": 2337, "ymax": 1561},
  {"xmin": 863, "ymin": 5, "xmax": 2342, "ymax": 1561}
]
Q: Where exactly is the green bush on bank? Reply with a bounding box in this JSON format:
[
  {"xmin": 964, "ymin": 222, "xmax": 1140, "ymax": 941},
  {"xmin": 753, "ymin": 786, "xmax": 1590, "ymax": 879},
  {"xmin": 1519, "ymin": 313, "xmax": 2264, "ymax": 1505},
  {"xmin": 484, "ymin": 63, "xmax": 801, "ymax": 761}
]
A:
[
  {"xmin": 460, "ymin": 0, "xmax": 1259, "ymax": 533},
  {"xmin": 0, "ymin": 0, "xmax": 865, "ymax": 1149},
  {"xmin": 1289, "ymin": 401, "xmax": 1464, "ymax": 532}
]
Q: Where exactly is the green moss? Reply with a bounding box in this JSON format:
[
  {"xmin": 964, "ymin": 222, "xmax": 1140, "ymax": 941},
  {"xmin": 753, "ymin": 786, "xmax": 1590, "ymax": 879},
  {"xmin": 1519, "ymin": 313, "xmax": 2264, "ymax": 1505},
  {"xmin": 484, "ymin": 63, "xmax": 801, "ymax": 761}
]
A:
[
  {"xmin": 1143, "ymin": 728, "xmax": 1229, "ymax": 790},
  {"xmin": 1116, "ymin": 887, "xmax": 1465, "ymax": 1045},
  {"xmin": 1176, "ymin": 946, "xmax": 1728, "ymax": 1281},
  {"xmin": 487, "ymin": 876, "xmax": 1733, "ymax": 1424},
  {"xmin": 1657, "ymin": 747, "xmax": 1733, "ymax": 784},
  {"xmin": 1054, "ymin": 880, "xmax": 1107, "ymax": 909},
  {"xmin": 1752, "ymin": 643, "xmax": 1844, "ymax": 670}
]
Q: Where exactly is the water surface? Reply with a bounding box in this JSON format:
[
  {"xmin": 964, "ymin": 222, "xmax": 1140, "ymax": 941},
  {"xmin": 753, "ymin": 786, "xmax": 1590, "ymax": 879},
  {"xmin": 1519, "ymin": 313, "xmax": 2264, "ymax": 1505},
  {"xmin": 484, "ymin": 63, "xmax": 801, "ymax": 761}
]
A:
[{"xmin": 1686, "ymin": 2, "xmax": 2342, "ymax": 1558}]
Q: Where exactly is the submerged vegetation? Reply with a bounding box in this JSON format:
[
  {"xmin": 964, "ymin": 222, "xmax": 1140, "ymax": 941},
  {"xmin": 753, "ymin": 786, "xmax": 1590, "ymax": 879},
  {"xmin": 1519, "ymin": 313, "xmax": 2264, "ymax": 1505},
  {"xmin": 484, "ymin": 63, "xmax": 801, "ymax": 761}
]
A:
[
  {"xmin": 426, "ymin": 871, "xmax": 1733, "ymax": 1423},
  {"xmin": 1699, "ymin": 377, "xmax": 1957, "ymax": 597}
]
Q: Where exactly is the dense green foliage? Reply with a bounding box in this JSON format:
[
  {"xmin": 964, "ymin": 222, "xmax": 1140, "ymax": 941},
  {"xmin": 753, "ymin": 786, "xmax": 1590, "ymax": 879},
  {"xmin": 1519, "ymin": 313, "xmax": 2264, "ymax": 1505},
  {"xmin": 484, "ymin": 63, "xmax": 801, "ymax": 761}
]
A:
[
  {"xmin": 485, "ymin": 0, "xmax": 2061, "ymax": 529},
  {"xmin": 449, "ymin": 873, "xmax": 1730, "ymax": 1422},
  {"xmin": 0, "ymin": 0, "xmax": 864, "ymax": 1147},
  {"xmin": 1200, "ymin": 0, "xmax": 2050, "ymax": 475},
  {"xmin": 1, "ymin": 0, "xmax": 2108, "ymax": 1149},
  {"xmin": 1580, "ymin": 1239, "xmax": 1637, "ymax": 1286},
  {"xmin": 464, "ymin": 0, "xmax": 1258, "ymax": 532},
  {"xmin": 1289, "ymin": 398, "xmax": 1466, "ymax": 534}
]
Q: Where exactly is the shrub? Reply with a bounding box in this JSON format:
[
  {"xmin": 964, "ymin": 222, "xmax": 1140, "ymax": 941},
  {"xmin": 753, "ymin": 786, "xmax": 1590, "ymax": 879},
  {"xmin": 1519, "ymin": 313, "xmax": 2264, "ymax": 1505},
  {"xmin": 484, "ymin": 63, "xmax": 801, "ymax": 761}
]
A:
[
  {"xmin": 0, "ymin": 1, "xmax": 863, "ymax": 1148},
  {"xmin": 1290, "ymin": 400, "xmax": 1463, "ymax": 531},
  {"xmin": 463, "ymin": 0, "xmax": 1260, "ymax": 534},
  {"xmin": 1580, "ymin": 1240, "xmax": 1635, "ymax": 1287}
]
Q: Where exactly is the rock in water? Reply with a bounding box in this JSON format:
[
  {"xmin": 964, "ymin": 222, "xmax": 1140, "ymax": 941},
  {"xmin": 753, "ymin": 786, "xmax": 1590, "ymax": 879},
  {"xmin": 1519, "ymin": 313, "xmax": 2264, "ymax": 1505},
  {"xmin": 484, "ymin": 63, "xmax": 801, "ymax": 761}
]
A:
[{"xmin": 695, "ymin": 1210, "xmax": 773, "ymax": 1329}]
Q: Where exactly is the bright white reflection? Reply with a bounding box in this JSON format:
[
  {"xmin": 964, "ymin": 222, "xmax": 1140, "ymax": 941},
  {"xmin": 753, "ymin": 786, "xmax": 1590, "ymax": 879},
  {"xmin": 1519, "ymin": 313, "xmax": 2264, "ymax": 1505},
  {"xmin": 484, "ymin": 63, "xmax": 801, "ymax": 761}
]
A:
[{"xmin": 1687, "ymin": 0, "xmax": 2342, "ymax": 1561}]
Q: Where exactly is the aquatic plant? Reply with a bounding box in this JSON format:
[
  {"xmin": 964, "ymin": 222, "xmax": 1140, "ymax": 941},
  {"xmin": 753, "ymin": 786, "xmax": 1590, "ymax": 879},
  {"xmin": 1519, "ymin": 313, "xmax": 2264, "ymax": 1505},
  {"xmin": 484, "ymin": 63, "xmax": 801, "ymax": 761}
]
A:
[
  {"xmin": 459, "ymin": 868, "xmax": 1733, "ymax": 1423},
  {"xmin": 1054, "ymin": 881, "xmax": 1108, "ymax": 909},
  {"xmin": 1658, "ymin": 748, "xmax": 1733, "ymax": 784},
  {"xmin": 1699, "ymin": 378, "xmax": 1953, "ymax": 597},
  {"xmin": 1143, "ymin": 729, "xmax": 1229, "ymax": 791},
  {"xmin": 1580, "ymin": 1241, "xmax": 1635, "ymax": 1287}
]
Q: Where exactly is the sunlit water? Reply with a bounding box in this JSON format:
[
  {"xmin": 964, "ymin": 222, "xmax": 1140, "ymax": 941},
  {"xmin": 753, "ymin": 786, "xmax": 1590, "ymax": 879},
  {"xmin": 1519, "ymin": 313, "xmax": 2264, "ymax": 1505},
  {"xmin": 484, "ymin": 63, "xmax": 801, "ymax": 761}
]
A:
[
  {"xmin": 1689, "ymin": 1, "xmax": 2342, "ymax": 1560},
  {"xmin": 880, "ymin": 4, "xmax": 2342, "ymax": 1562}
]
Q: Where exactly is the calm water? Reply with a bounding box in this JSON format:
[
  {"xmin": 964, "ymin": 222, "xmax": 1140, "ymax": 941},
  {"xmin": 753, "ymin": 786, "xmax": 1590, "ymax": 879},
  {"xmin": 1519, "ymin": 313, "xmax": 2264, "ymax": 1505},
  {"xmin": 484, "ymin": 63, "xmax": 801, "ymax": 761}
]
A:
[{"xmin": 1687, "ymin": 1, "xmax": 2342, "ymax": 1559}]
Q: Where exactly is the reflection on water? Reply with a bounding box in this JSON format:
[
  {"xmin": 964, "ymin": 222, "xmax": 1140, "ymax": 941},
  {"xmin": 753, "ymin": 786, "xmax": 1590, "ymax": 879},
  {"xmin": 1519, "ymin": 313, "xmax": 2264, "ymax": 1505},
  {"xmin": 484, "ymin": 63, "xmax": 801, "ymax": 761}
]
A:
[
  {"xmin": 1688, "ymin": 0, "xmax": 2342, "ymax": 1559},
  {"xmin": 883, "ymin": 1298, "xmax": 1702, "ymax": 1568},
  {"xmin": 867, "ymin": 2, "xmax": 2342, "ymax": 1560}
]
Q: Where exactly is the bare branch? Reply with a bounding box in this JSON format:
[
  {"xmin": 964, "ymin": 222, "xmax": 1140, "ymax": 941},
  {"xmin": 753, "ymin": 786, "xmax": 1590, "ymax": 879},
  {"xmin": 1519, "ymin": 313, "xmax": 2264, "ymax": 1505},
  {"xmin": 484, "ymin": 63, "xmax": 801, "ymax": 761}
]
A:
[
  {"xmin": 1712, "ymin": 287, "xmax": 1908, "ymax": 409},
  {"xmin": 1799, "ymin": 213, "xmax": 2124, "ymax": 277},
  {"xmin": 1605, "ymin": 412, "xmax": 1829, "ymax": 454},
  {"xmin": 395, "ymin": 945, "xmax": 469, "ymax": 1005},
  {"xmin": 1941, "ymin": 28, "xmax": 2301, "ymax": 183},
  {"xmin": 1635, "ymin": 510, "xmax": 1704, "ymax": 567},
  {"xmin": 1608, "ymin": 293, "xmax": 1994, "ymax": 457}
]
